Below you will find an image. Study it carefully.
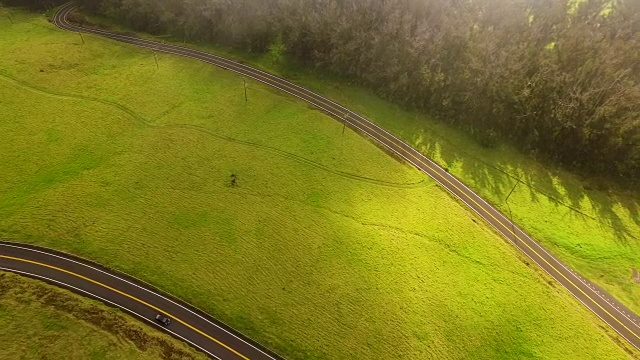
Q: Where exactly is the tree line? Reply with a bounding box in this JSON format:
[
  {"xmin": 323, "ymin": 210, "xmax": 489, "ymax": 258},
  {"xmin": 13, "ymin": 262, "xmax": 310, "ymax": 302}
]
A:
[{"xmin": 10, "ymin": 0, "xmax": 640, "ymax": 183}]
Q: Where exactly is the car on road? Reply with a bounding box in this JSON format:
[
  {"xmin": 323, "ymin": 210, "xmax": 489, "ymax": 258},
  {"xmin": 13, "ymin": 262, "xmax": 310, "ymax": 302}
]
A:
[{"xmin": 155, "ymin": 313, "xmax": 171, "ymax": 326}]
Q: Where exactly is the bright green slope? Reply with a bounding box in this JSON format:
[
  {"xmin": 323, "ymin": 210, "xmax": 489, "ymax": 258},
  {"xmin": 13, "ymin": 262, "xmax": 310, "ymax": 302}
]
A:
[
  {"xmin": 90, "ymin": 5, "xmax": 640, "ymax": 317},
  {"xmin": 0, "ymin": 10, "xmax": 637, "ymax": 360},
  {"xmin": 158, "ymin": 18, "xmax": 640, "ymax": 316},
  {"xmin": 0, "ymin": 271, "xmax": 206, "ymax": 360},
  {"xmin": 298, "ymin": 77, "xmax": 640, "ymax": 315}
]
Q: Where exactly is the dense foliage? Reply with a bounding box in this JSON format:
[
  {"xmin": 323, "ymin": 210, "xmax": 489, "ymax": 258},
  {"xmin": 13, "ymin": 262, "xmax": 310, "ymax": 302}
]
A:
[{"xmin": 24, "ymin": 0, "xmax": 640, "ymax": 181}]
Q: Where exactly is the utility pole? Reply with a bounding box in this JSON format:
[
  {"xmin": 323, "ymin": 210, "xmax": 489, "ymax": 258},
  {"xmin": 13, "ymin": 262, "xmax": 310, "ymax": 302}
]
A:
[
  {"xmin": 5, "ymin": 6, "xmax": 13, "ymax": 25},
  {"xmin": 505, "ymin": 174, "xmax": 522, "ymax": 246},
  {"xmin": 243, "ymin": 77, "xmax": 248, "ymax": 102},
  {"xmin": 78, "ymin": 32, "xmax": 85, "ymax": 44},
  {"xmin": 342, "ymin": 113, "xmax": 348, "ymax": 134}
]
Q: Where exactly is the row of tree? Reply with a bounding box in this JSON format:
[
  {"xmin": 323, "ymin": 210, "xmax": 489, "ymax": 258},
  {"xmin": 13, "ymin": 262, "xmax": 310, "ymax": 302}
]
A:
[{"xmin": 13, "ymin": 0, "xmax": 640, "ymax": 182}]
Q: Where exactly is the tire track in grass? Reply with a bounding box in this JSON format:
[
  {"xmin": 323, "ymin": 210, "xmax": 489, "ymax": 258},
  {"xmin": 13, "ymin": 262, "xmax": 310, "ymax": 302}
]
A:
[{"xmin": 0, "ymin": 73, "xmax": 426, "ymax": 189}]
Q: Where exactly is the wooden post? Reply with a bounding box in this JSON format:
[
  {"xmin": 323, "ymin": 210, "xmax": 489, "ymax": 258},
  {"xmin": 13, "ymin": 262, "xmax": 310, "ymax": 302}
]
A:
[
  {"xmin": 504, "ymin": 174, "xmax": 522, "ymax": 245},
  {"xmin": 243, "ymin": 77, "xmax": 248, "ymax": 102},
  {"xmin": 5, "ymin": 6, "xmax": 13, "ymax": 25},
  {"xmin": 183, "ymin": 24, "xmax": 187, "ymax": 44},
  {"xmin": 343, "ymin": 113, "xmax": 348, "ymax": 134}
]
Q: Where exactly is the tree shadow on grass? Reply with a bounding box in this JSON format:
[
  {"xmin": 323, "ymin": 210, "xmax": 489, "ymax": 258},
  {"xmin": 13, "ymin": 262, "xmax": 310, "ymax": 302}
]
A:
[{"xmin": 403, "ymin": 119, "xmax": 640, "ymax": 245}]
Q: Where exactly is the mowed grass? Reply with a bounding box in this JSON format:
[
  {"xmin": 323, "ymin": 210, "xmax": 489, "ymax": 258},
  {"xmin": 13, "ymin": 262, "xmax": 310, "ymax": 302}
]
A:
[
  {"xmin": 0, "ymin": 10, "xmax": 638, "ymax": 359},
  {"xmin": 0, "ymin": 271, "xmax": 206, "ymax": 360}
]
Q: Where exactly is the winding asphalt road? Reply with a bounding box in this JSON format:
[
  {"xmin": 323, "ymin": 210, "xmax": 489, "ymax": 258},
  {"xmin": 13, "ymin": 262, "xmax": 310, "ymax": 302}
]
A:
[
  {"xmin": 0, "ymin": 242, "xmax": 280, "ymax": 360},
  {"xmin": 2, "ymin": 2, "xmax": 639, "ymax": 358}
]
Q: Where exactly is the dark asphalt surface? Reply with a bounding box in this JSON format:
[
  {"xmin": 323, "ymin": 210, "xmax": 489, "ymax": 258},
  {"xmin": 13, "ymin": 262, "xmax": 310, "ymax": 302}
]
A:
[
  {"xmin": 0, "ymin": 242, "xmax": 281, "ymax": 360},
  {"xmin": 3, "ymin": 2, "xmax": 639, "ymax": 358}
]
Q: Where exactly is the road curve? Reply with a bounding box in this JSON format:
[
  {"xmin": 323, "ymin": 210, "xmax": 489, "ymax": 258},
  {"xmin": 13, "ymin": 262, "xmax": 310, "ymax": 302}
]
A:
[
  {"xmin": 5, "ymin": 1, "xmax": 637, "ymax": 355},
  {"xmin": 0, "ymin": 242, "xmax": 282, "ymax": 360}
]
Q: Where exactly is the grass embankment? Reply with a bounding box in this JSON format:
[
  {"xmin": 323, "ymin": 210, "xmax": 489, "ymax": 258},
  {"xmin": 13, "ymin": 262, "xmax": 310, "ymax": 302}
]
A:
[
  {"xmin": 87, "ymin": 9, "xmax": 640, "ymax": 315},
  {"xmin": 0, "ymin": 271, "xmax": 206, "ymax": 360},
  {"xmin": 0, "ymin": 10, "xmax": 638, "ymax": 359}
]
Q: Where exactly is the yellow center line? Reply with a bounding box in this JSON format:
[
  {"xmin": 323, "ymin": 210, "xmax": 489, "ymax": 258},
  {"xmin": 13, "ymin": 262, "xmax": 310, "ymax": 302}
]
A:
[
  {"xmin": 0, "ymin": 255, "xmax": 249, "ymax": 360},
  {"xmin": 344, "ymin": 118, "xmax": 640, "ymax": 341}
]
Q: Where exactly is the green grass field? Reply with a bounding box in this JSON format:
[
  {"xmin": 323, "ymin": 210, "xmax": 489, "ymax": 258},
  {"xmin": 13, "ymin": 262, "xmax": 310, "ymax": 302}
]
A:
[
  {"xmin": 0, "ymin": 9, "xmax": 638, "ymax": 359},
  {"xmin": 84, "ymin": 6, "xmax": 640, "ymax": 317},
  {"xmin": 298, "ymin": 79, "xmax": 640, "ymax": 314},
  {"xmin": 0, "ymin": 271, "xmax": 206, "ymax": 360},
  {"xmin": 291, "ymin": 76, "xmax": 640, "ymax": 315},
  {"xmin": 123, "ymin": 12, "xmax": 640, "ymax": 316}
]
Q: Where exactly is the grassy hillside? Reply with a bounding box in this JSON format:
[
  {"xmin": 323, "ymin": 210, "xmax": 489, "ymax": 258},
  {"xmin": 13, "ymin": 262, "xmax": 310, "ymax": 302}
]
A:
[
  {"xmin": 0, "ymin": 271, "xmax": 206, "ymax": 360},
  {"xmin": 82, "ymin": 4, "xmax": 640, "ymax": 317},
  {"xmin": 296, "ymin": 75, "xmax": 640, "ymax": 315},
  {"xmin": 0, "ymin": 9, "xmax": 638, "ymax": 359},
  {"xmin": 297, "ymin": 76, "xmax": 640, "ymax": 316},
  {"xmin": 100, "ymin": 8, "xmax": 640, "ymax": 316}
]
